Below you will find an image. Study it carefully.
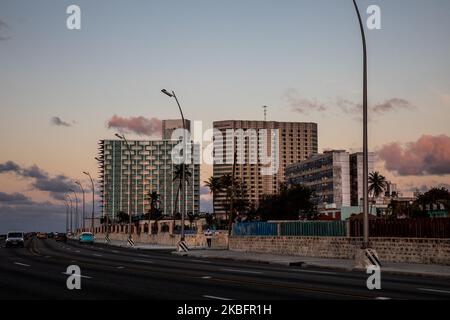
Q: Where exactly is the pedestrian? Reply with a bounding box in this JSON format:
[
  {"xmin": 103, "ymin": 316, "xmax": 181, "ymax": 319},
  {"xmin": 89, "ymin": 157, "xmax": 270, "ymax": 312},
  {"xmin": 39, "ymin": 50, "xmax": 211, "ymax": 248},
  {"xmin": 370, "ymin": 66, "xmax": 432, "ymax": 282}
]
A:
[{"xmin": 204, "ymin": 228, "xmax": 213, "ymax": 248}]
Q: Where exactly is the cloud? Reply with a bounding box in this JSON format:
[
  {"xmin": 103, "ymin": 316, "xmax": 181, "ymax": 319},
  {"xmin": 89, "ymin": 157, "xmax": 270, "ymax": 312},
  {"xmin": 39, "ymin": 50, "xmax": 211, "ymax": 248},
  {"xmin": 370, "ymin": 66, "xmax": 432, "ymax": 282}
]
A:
[
  {"xmin": 107, "ymin": 115, "xmax": 162, "ymax": 136},
  {"xmin": 287, "ymin": 91, "xmax": 413, "ymax": 120},
  {"xmin": 0, "ymin": 161, "xmax": 76, "ymax": 200},
  {"xmin": 0, "ymin": 19, "xmax": 11, "ymax": 41},
  {"xmin": 378, "ymin": 134, "xmax": 450, "ymax": 176},
  {"xmin": 0, "ymin": 161, "xmax": 21, "ymax": 173},
  {"xmin": 0, "ymin": 192, "xmax": 33, "ymax": 205},
  {"xmin": 284, "ymin": 89, "xmax": 327, "ymax": 114},
  {"xmin": 50, "ymin": 116, "xmax": 72, "ymax": 127},
  {"xmin": 0, "ymin": 203, "xmax": 66, "ymax": 233},
  {"xmin": 371, "ymin": 98, "xmax": 413, "ymax": 115}
]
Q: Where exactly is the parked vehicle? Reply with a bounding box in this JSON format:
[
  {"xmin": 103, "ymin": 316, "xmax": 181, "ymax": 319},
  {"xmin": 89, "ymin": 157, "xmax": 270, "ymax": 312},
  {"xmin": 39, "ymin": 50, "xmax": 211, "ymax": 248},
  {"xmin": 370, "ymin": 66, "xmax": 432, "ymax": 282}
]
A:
[
  {"xmin": 47, "ymin": 232, "xmax": 55, "ymax": 239},
  {"xmin": 5, "ymin": 231, "xmax": 25, "ymax": 248},
  {"xmin": 55, "ymin": 233, "xmax": 67, "ymax": 242},
  {"xmin": 79, "ymin": 232, "xmax": 94, "ymax": 245},
  {"xmin": 37, "ymin": 232, "xmax": 48, "ymax": 240}
]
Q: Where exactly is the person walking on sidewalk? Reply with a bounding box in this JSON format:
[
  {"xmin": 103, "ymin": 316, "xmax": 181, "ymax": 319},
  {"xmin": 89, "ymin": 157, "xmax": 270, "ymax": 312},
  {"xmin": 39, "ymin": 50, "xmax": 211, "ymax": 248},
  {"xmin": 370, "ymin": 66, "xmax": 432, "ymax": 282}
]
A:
[{"xmin": 204, "ymin": 229, "xmax": 213, "ymax": 248}]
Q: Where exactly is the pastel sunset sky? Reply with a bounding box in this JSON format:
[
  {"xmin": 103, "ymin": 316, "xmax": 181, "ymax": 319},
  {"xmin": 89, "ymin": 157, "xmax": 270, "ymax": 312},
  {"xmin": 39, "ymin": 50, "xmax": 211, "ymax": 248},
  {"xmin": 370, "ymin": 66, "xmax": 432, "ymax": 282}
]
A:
[{"xmin": 1, "ymin": 0, "xmax": 449, "ymax": 232}]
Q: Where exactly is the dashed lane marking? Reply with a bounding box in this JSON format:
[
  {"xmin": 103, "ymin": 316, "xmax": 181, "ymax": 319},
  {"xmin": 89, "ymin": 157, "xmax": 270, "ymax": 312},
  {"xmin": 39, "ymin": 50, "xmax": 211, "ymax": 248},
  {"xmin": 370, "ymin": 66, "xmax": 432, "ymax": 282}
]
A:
[
  {"xmin": 418, "ymin": 288, "xmax": 450, "ymax": 295},
  {"xmin": 221, "ymin": 268, "xmax": 263, "ymax": 275},
  {"xmin": 14, "ymin": 262, "xmax": 30, "ymax": 267},
  {"xmin": 203, "ymin": 295, "xmax": 232, "ymax": 301}
]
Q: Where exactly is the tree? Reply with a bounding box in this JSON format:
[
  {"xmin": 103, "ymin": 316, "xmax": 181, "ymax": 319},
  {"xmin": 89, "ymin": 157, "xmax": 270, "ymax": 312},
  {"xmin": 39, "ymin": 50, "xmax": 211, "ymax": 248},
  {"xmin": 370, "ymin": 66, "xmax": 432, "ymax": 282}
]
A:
[
  {"xmin": 117, "ymin": 211, "xmax": 129, "ymax": 224},
  {"xmin": 173, "ymin": 164, "xmax": 192, "ymax": 221},
  {"xmin": 204, "ymin": 176, "xmax": 223, "ymax": 217},
  {"xmin": 414, "ymin": 187, "xmax": 450, "ymax": 215},
  {"xmin": 257, "ymin": 184, "xmax": 317, "ymax": 221},
  {"xmin": 368, "ymin": 171, "xmax": 388, "ymax": 216},
  {"xmin": 147, "ymin": 191, "xmax": 160, "ymax": 217}
]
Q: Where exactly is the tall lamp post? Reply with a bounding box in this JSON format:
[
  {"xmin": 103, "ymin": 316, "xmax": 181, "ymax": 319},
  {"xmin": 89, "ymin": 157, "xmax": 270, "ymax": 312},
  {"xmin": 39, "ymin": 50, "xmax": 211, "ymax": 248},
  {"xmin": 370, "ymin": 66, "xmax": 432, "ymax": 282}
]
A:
[
  {"xmin": 83, "ymin": 171, "xmax": 95, "ymax": 234},
  {"xmin": 65, "ymin": 194, "xmax": 73, "ymax": 234},
  {"xmin": 70, "ymin": 189, "xmax": 79, "ymax": 234},
  {"xmin": 64, "ymin": 201, "xmax": 70, "ymax": 234},
  {"xmin": 75, "ymin": 181, "xmax": 86, "ymax": 231},
  {"xmin": 161, "ymin": 89, "xmax": 187, "ymax": 242},
  {"xmin": 115, "ymin": 133, "xmax": 134, "ymax": 242},
  {"xmin": 352, "ymin": 0, "xmax": 370, "ymax": 248}
]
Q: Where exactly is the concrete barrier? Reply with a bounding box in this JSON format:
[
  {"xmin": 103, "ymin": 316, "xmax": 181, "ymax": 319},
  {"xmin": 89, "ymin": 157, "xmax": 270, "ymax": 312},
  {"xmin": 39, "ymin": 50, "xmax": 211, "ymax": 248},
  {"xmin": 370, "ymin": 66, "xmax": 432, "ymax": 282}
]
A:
[{"xmin": 229, "ymin": 236, "xmax": 450, "ymax": 265}]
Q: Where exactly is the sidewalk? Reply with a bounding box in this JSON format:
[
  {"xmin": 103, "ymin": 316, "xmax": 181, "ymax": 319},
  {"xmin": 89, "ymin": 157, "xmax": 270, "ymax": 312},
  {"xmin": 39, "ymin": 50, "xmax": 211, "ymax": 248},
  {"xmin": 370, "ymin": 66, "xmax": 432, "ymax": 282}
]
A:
[
  {"xmin": 96, "ymin": 239, "xmax": 176, "ymax": 250},
  {"xmin": 173, "ymin": 249, "xmax": 450, "ymax": 279}
]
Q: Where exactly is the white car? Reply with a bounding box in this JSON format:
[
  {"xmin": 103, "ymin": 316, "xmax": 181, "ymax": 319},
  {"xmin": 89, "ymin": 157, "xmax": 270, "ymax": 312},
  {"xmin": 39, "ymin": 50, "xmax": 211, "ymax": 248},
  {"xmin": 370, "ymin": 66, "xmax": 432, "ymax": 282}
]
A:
[{"xmin": 5, "ymin": 231, "xmax": 25, "ymax": 248}]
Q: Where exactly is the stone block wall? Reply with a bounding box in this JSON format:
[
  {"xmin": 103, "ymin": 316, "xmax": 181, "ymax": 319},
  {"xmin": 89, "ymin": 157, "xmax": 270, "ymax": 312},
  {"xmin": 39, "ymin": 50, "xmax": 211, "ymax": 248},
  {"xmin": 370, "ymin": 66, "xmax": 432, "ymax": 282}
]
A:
[{"xmin": 229, "ymin": 236, "xmax": 450, "ymax": 265}]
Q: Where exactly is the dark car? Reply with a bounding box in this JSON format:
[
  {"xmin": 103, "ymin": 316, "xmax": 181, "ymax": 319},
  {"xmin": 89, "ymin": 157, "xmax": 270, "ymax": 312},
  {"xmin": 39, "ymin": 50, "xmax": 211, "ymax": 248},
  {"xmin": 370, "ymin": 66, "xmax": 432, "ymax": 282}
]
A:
[
  {"xmin": 47, "ymin": 232, "xmax": 55, "ymax": 239},
  {"xmin": 55, "ymin": 233, "xmax": 67, "ymax": 242}
]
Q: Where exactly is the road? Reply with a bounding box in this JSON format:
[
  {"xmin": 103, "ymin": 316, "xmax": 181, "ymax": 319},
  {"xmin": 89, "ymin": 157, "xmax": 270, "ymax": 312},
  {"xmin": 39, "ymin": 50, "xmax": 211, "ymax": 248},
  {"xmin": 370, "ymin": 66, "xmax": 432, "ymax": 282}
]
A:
[{"xmin": 1, "ymin": 237, "xmax": 450, "ymax": 300}]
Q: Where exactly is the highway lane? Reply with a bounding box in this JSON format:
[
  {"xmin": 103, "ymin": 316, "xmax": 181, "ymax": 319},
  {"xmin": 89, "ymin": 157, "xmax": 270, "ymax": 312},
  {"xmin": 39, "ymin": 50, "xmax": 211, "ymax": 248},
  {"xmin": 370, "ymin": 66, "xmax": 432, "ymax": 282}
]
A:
[{"xmin": 1, "ymin": 238, "xmax": 450, "ymax": 300}]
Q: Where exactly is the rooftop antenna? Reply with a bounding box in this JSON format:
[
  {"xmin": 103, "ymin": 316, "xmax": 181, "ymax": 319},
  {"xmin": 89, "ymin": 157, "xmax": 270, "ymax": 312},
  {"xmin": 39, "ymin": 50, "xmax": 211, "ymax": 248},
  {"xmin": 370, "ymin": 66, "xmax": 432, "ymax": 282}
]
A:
[{"xmin": 262, "ymin": 106, "xmax": 268, "ymax": 121}]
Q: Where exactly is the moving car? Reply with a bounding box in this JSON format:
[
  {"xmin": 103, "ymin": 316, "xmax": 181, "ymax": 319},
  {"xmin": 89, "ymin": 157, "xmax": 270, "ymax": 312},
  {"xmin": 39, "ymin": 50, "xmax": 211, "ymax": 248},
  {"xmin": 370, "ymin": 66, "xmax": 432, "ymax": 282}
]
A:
[
  {"xmin": 37, "ymin": 232, "xmax": 48, "ymax": 239},
  {"xmin": 55, "ymin": 233, "xmax": 67, "ymax": 242},
  {"xmin": 79, "ymin": 232, "xmax": 94, "ymax": 245},
  {"xmin": 5, "ymin": 231, "xmax": 25, "ymax": 248},
  {"xmin": 47, "ymin": 232, "xmax": 55, "ymax": 239}
]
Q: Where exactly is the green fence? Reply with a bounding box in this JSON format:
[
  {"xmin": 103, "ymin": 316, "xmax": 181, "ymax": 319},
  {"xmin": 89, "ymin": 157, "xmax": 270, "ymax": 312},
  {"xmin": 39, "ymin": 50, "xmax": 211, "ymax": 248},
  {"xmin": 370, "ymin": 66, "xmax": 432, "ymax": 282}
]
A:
[
  {"xmin": 280, "ymin": 221, "xmax": 346, "ymax": 237},
  {"xmin": 233, "ymin": 221, "xmax": 346, "ymax": 237}
]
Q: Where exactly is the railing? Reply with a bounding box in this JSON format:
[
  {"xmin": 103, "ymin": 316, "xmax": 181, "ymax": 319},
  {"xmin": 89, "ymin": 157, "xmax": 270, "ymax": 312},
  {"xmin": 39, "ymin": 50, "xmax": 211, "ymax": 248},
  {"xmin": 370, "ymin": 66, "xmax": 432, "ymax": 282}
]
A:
[
  {"xmin": 232, "ymin": 221, "xmax": 346, "ymax": 237},
  {"xmin": 280, "ymin": 221, "xmax": 346, "ymax": 237},
  {"xmin": 350, "ymin": 218, "xmax": 450, "ymax": 238},
  {"xmin": 232, "ymin": 222, "xmax": 278, "ymax": 236}
]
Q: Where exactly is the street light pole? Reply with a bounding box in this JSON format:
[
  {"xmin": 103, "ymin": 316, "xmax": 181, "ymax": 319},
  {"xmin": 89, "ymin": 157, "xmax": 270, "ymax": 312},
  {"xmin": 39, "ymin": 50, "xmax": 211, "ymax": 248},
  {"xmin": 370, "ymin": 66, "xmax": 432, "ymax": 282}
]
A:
[
  {"xmin": 115, "ymin": 134, "xmax": 133, "ymax": 242},
  {"xmin": 352, "ymin": 0, "xmax": 370, "ymax": 248},
  {"xmin": 161, "ymin": 89, "xmax": 187, "ymax": 242},
  {"xmin": 83, "ymin": 171, "xmax": 95, "ymax": 234},
  {"xmin": 64, "ymin": 201, "xmax": 69, "ymax": 234},
  {"xmin": 66, "ymin": 194, "xmax": 73, "ymax": 234},
  {"xmin": 75, "ymin": 181, "xmax": 86, "ymax": 231},
  {"xmin": 70, "ymin": 189, "xmax": 79, "ymax": 234}
]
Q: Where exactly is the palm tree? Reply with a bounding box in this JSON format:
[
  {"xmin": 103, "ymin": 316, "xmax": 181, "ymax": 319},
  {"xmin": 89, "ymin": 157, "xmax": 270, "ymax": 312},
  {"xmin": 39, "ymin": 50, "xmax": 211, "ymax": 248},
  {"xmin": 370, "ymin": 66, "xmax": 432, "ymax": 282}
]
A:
[
  {"xmin": 368, "ymin": 171, "xmax": 388, "ymax": 217},
  {"xmin": 204, "ymin": 176, "xmax": 223, "ymax": 217},
  {"xmin": 147, "ymin": 191, "xmax": 160, "ymax": 217},
  {"xmin": 220, "ymin": 174, "xmax": 238, "ymax": 233},
  {"xmin": 173, "ymin": 164, "xmax": 192, "ymax": 224}
]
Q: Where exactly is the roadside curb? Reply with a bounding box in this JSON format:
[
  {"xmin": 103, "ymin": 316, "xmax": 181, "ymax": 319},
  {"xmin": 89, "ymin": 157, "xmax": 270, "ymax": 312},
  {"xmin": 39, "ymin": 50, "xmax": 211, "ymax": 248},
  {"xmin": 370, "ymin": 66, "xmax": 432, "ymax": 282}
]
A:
[{"xmin": 172, "ymin": 251, "xmax": 450, "ymax": 279}]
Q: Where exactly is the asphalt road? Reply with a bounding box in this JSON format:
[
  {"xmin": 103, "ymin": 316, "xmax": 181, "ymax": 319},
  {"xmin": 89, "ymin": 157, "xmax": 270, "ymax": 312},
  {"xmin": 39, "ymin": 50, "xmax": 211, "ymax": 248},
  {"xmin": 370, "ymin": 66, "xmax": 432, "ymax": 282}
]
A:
[{"xmin": 1, "ymin": 237, "xmax": 450, "ymax": 300}]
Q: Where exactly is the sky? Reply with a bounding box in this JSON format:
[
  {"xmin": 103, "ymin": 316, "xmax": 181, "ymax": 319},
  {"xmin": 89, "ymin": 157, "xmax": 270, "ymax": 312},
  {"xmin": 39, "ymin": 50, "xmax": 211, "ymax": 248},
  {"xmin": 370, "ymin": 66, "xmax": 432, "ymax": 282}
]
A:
[{"xmin": 1, "ymin": 0, "xmax": 450, "ymax": 232}]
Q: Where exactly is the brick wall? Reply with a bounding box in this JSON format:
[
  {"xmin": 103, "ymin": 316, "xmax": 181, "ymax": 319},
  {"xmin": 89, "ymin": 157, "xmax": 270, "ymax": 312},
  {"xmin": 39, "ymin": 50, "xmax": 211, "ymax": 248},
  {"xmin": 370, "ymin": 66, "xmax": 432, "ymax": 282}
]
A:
[{"xmin": 229, "ymin": 236, "xmax": 450, "ymax": 265}]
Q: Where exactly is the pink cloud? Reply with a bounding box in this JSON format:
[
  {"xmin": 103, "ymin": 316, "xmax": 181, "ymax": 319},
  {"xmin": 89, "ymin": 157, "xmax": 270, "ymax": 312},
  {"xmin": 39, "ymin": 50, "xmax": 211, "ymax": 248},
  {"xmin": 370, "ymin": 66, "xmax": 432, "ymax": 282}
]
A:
[
  {"xmin": 107, "ymin": 115, "xmax": 162, "ymax": 137},
  {"xmin": 378, "ymin": 135, "xmax": 450, "ymax": 176}
]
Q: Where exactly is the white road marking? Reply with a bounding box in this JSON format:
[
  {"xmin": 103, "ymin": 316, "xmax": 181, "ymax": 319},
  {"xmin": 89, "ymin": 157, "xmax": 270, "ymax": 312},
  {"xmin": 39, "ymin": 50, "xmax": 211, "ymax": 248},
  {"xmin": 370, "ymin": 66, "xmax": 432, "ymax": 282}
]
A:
[
  {"xmin": 116, "ymin": 266, "xmax": 125, "ymax": 269},
  {"xmin": 111, "ymin": 250, "xmax": 119, "ymax": 253},
  {"xmin": 201, "ymin": 276, "xmax": 212, "ymax": 279},
  {"xmin": 418, "ymin": 288, "xmax": 450, "ymax": 295},
  {"xmin": 375, "ymin": 297, "xmax": 392, "ymax": 300},
  {"xmin": 191, "ymin": 259, "xmax": 212, "ymax": 264},
  {"xmin": 292, "ymin": 269, "xmax": 338, "ymax": 275},
  {"xmin": 75, "ymin": 250, "xmax": 80, "ymax": 253},
  {"xmin": 61, "ymin": 272, "xmax": 92, "ymax": 279},
  {"xmin": 92, "ymin": 254, "xmax": 103, "ymax": 257},
  {"xmin": 133, "ymin": 259, "xmax": 154, "ymax": 264},
  {"xmin": 14, "ymin": 262, "xmax": 30, "ymax": 267},
  {"xmin": 221, "ymin": 268, "xmax": 263, "ymax": 275},
  {"xmin": 203, "ymin": 295, "xmax": 232, "ymax": 301}
]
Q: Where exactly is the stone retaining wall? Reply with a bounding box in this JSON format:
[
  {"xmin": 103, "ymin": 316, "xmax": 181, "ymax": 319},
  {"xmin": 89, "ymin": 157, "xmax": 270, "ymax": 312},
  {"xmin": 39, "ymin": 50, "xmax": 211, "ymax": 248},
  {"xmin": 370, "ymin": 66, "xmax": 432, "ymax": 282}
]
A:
[{"xmin": 229, "ymin": 236, "xmax": 450, "ymax": 265}]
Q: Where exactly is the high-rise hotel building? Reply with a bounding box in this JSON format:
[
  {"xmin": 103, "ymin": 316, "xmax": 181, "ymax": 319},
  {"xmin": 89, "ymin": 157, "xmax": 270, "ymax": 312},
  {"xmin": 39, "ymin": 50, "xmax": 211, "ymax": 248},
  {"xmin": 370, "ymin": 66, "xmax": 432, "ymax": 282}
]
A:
[
  {"xmin": 98, "ymin": 120, "xmax": 200, "ymax": 221},
  {"xmin": 213, "ymin": 120, "xmax": 318, "ymax": 218}
]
